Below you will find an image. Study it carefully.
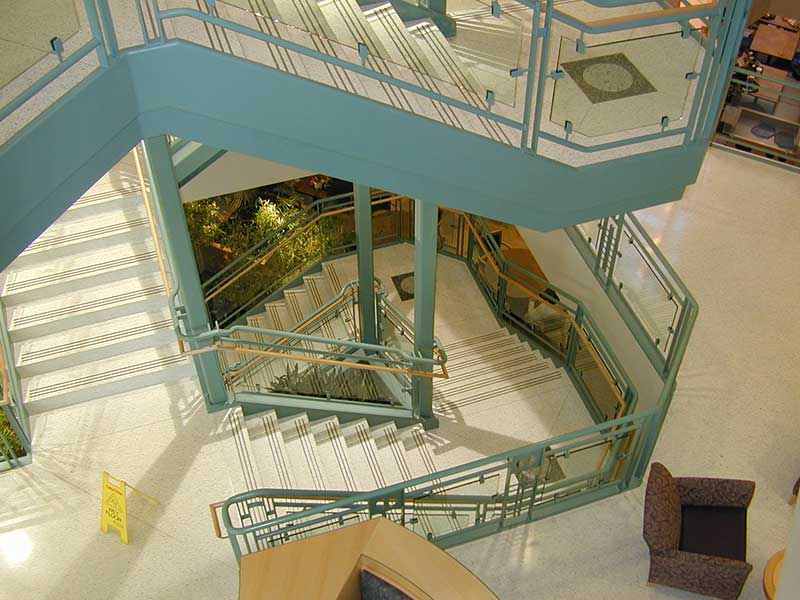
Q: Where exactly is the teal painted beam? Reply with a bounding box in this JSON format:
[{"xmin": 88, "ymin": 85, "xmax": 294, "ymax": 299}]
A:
[
  {"xmin": 126, "ymin": 43, "xmax": 705, "ymax": 230},
  {"xmin": 413, "ymin": 199, "xmax": 438, "ymax": 427},
  {"xmin": 354, "ymin": 184, "xmax": 377, "ymax": 345},
  {"xmin": 1, "ymin": 42, "xmax": 710, "ymax": 271},
  {"xmin": 171, "ymin": 141, "xmax": 227, "ymax": 187},
  {"xmin": 0, "ymin": 62, "xmax": 140, "ymax": 270},
  {"xmin": 141, "ymin": 136, "xmax": 228, "ymax": 410}
]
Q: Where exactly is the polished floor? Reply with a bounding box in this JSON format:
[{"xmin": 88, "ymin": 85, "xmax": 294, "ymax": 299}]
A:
[
  {"xmin": 1, "ymin": 147, "xmax": 799, "ymax": 599},
  {"xmin": 450, "ymin": 148, "xmax": 800, "ymax": 599}
]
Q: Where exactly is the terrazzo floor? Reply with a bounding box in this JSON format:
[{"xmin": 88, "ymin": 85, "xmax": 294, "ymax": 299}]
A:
[{"xmin": 449, "ymin": 147, "xmax": 800, "ymax": 599}]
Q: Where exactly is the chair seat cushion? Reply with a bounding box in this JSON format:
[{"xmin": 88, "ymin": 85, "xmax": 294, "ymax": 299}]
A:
[{"xmin": 679, "ymin": 505, "xmax": 747, "ymax": 562}]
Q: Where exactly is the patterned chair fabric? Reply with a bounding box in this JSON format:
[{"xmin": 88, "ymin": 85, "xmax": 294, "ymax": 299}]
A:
[
  {"xmin": 643, "ymin": 463, "xmax": 754, "ymax": 600},
  {"xmin": 643, "ymin": 462, "xmax": 681, "ymax": 551}
]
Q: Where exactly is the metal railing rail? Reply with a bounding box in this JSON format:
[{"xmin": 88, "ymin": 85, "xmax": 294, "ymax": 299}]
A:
[
  {"xmin": 0, "ymin": 0, "xmax": 749, "ymax": 161},
  {"xmin": 219, "ymin": 407, "xmax": 660, "ymax": 558},
  {"xmin": 456, "ymin": 211, "xmax": 636, "ymax": 421},
  {"xmin": 218, "ymin": 279, "xmax": 448, "ymax": 385},
  {"xmin": 202, "ymin": 191, "xmax": 400, "ymax": 326}
]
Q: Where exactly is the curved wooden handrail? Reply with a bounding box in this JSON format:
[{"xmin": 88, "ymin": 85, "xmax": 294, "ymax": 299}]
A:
[{"xmin": 458, "ymin": 212, "xmax": 626, "ymax": 418}]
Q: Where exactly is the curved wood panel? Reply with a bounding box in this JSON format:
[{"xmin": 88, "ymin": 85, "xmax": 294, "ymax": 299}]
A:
[{"xmin": 238, "ymin": 518, "xmax": 499, "ymax": 600}]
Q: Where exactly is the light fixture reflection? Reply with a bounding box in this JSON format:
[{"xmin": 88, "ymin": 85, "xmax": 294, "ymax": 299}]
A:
[{"xmin": 0, "ymin": 530, "xmax": 33, "ymax": 565}]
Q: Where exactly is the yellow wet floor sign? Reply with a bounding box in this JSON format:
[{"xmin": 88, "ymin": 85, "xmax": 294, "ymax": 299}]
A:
[{"xmin": 100, "ymin": 472, "xmax": 158, "ymax": 544}]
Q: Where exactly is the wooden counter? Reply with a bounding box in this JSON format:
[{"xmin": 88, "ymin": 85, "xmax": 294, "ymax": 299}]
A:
[{"xmin": 238, "ymin": 518, "xmax": 500, "ymax": 600}]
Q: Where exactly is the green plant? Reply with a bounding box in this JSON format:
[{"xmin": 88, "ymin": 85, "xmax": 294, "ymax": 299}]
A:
[
  {"xmin": 184, "ymin": 189, "xmax": 351, "ymax": 324},
  {"xmin": 0, "ymin": 409, "xmax": 25, "ymax": 460}
]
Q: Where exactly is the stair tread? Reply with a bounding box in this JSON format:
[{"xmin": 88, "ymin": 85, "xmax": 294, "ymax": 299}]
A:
[
  {"xmin": 7, "ymin": 272, "xmax": 166, "ymax": 333},
  {"xmin": 18, "ymin": 203, "xmax": 150, "ymax": 258},
  {"xmin": 279, "ymin": 413, "xmax": 328, "ymax": 490},
  {"xmin": 65, "ymin": 189, "xmax": 143, "ymax": 216},
  {"xmin": 310, "ymin": 416, "xmax": 359, "ymax": 492},
  {"xmin": 408, "ymin": 19, "xmax": 485, "ymax": 98},
  {"xmin": 3, "ymin": 239, "xmax": 158, "ymax": 299},
  {"xmin": 246, "ymin": 410, "xmax": 295, "ymax": 489},
  {"xmin": 16, "ymin": 306, "xmax": 174, "ymax": 368},
  {"xmin": 23, "ymin": 343, "xmax": 187, "ymax": 401},
  {"xmin": 341, "ymin": 419, "xmax": 386, "ymax": 490}
]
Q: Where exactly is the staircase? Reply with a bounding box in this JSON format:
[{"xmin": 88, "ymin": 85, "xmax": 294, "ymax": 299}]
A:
[
  {"xmin": 227, "ymin": 261, "xmax": 410, "ymax": 405},
  {"xmin": 217, "ymin": 323, "xmax": 573, "ymax": 543},
  {"xmin": 1, "ymin": 160, "xmax": 195, "ymax": 415}
]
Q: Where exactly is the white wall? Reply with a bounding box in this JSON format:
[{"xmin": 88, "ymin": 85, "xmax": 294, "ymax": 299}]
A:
[
  {"xmin": 180, "ymin": 152, "xmax": 314, "ymax": 203},
  {"xmin": 517, "ymin": 227, "xmax": 665, "ymax": 411}
]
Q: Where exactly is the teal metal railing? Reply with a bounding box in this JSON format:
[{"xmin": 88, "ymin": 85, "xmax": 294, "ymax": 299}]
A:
[
  {"xmin": 170, "ymin": 279, "xmax": 448, "ymax": 419},
  {"xmin": 445, "ymin": 210, "xmax": 637, "ymax": 423},
  {"xmin": 201, "ymin": 191, "xmax": 403, "ymax": 327},
  {"xmin": 219, "ymin": 407, "xmax": 660, "ymax": 558},
  {"xmin": 0, "ymin": 297, "xmax": 31, "ymax": 471},
  {"xmin": 566, "ymin": 213, "xmax": 699, "ymax": 380},
  {"xmin": 1, "ymin": 0, "xmax": 751, "ymax": 162}
]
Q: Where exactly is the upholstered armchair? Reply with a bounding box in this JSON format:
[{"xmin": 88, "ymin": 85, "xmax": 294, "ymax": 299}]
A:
[{"xmin": 643, "ymin": 463, "xmax": 755, "ymax": 600}]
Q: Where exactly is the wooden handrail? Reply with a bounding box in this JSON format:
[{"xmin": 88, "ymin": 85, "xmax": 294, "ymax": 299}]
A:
[
  {"xmin": 133, "ymin": 146, "xmax": 185, "ymax": 353},
  {"xmin": 220, "ymin": 343, "xmax": 447, "ymax": 380},
  {"xmin": 204, "ymin": 194, "xmax": 404, "ymax": 302},
  {"xmin": 458, "ymin": 213, "xmax": 626, "ymax": 415}
]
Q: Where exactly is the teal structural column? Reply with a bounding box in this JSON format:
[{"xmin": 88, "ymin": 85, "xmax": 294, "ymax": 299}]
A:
[
  {"xmin": 413, "ymin": 199, "xmax": 438, "ymax": 428},
  {"xmin": 141, "ymin": 136, "xmax": 228, "ymax": 410},
  {"xmin": 354, "ymin": 184, "xmax": 378, "ymax": 345}
]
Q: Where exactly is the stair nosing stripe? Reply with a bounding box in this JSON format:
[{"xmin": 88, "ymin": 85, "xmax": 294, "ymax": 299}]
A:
[
  {"xmin": 19, "ymin": 318, "xmax": 173, "ymax": 363},
  {"xmin": 7, "ymin": 250, "xmax": 158, "ymax": 292},
  {"xmin": 12, "ymin": 285, "xmax": 165, "ymax": 328}
]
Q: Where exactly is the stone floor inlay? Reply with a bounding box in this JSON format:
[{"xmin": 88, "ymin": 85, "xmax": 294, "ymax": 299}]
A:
[{"xmin": 561, "ymin": 53, "xmax": 656, "ymax": 104}]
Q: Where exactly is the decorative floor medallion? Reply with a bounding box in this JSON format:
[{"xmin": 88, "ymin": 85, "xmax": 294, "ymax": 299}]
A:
[
  {"xmin": 561, "ymin": 53, "xmax": 656, "ymax": 103},
  {"xmin": 391, "ymin": 272, "xmax": 415, "ymax": 301}
]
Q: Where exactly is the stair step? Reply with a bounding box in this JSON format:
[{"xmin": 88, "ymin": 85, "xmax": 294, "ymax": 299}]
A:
[
  {"xmin": 318, "ymin": 0, "xmax": 391, "ymax": 61},
  {"xmin": 15, "ymin": 307, "xmax": 175, "ymax": 376},
  {"xmin": 265, "ymin": 300, "xmax": 296, "ymax": 331},
  {"xmin": 6, "ymin": 272, "xmax": 167, "ymax": 341},
  {"xmin": 246, "ymin": 410, "xmax": 295, "ymax": 489},
  {"xmin": 310, "ymin": 416, "xmax": 359, "ymax": 492},
  {"xmin": 302, "ymin": 273, "xmax": 335, "ymax": 309},
  {"xmin": 62, "ymin": 190, "xmax": 144, "ymax": 222},
  {"xmin": 369, "ymin": 422, "xmax": 407, "ymax": 485},
  {"xmin": 341, "ymin": 419, "xmax": 386, "ymax": 490},
  {"xmin": 364, "ymin": 4, "xmax": 438, "ymax": 77},
  {"xmin": 23, "ymin": 344, "xmax": 193, "ymax": 414},
  {"xmin": 434, "ymin": 364, "xmax": 562, "ymax": 415},
  {"xmin": 2, "ymin": 239, "xmax": 159, "ymax": 304},
  {"xmin": 322, "ymin": 261, "xmax": 345, "ymax": 294},
  {"xmin": 284, "ymin": 288, "xmax": 315, "ymax": 324},
  {"xmin": 444, "ymin": 328, "xmax": 511, "ymax": 353},
  {"xmin": 279, "ymin": 413, "xmax": 328, "ymax": 490},
  {"xmin": 14, "ymin": 203, "xmax": 150, "ymax": 266},
  {"xmin": 219, "ymin": 407, "xmax": 264, "ymax": 493}
]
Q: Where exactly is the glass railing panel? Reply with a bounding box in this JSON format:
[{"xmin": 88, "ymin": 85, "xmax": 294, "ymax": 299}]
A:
[
  {"xmin": 549, "ymin": 28, "xmax": 705, "ymax": 138},
  {"xmin": 611, "ymin": 225, "xmax": 680, "ymax": 354},
  {"xmin": 0, "ymin": 0, "xmax": 81, "ymax": 89},
  {"xmin": 504, "ymin": 276, "xmax": 570, "ymax": 359},
  {"xmin": 213, "ymin": 0, "xmax": 513, "ymax": 124},
  {"xmin": 442, "ymin": 0, "xmax": 529, "ymax": 107}
]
